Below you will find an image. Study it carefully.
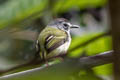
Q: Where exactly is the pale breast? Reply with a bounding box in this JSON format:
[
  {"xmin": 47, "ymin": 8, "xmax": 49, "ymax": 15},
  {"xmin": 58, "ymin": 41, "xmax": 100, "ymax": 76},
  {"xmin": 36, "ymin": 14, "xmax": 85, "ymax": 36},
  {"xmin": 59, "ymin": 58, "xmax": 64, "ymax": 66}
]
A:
[{"xmin": 57, "ymin": 39, "xmax": 71, "ymax": 53}]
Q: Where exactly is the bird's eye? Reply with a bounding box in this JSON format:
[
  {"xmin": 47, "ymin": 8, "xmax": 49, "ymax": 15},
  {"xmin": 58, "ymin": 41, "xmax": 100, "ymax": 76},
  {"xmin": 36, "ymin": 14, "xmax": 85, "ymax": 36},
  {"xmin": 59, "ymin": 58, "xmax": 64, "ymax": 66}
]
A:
[
  {"xmin": 63, "ymin": 23, "xmax": 69, "ymax": 30},
  {"xmin": 63, "ymin": 23, "xmax": 68, "ymax": 27}
]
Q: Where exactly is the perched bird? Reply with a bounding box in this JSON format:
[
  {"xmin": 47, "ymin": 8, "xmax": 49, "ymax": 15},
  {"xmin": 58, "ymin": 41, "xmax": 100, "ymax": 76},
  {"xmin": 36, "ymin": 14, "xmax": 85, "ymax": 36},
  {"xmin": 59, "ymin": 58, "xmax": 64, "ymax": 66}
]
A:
[{"xmin": 36, "ymin": 18, "xmax": 79, "ymax": 60}]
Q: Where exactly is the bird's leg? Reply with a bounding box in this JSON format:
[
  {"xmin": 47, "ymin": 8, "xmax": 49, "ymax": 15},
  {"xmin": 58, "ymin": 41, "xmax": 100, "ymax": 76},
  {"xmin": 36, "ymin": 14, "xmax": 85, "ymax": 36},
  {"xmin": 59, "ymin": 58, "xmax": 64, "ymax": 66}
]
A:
[
  {"xmin": 51, "ymin": 52, "xmax": 67, "ymax": 62},
  {"xmin": 45, "ymin": 60, "xmax": 49, "ymax": 67},
  {"xmin": 57, "ymin": 52, "xmax": 68, "ymax": 61},
  {"xmin": 56, "ymin": 57, "xmax": 64, "ymax": 61},
  {"xmin": 51, "ymin": 57, "xmax": 64, "ymax": 62}
]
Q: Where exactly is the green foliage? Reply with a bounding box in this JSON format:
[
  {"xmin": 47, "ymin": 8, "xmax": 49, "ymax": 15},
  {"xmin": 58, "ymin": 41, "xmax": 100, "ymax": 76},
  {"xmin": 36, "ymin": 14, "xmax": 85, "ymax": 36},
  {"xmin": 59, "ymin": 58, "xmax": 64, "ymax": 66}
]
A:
[
  {"xmin": 93, "ymin": 63, "xmax": 112, "ymax": 75},
  {"xmin": 69, "ymin": 33, "xmax": 112, "ymax": 57},
  {"xmin": 86, "ymin": 36, "xmax": 112, "ymax": 55},
  {"xmin": 0, "ymin": 0, "xmax": 47, "ymax": 29},
  {"xmin": 53, "ymin": 0, "xmax": 107, "ymax": 13},
  {"xmin": 0, "ymin": 0, "xmax": 107, "ymax": 29}
]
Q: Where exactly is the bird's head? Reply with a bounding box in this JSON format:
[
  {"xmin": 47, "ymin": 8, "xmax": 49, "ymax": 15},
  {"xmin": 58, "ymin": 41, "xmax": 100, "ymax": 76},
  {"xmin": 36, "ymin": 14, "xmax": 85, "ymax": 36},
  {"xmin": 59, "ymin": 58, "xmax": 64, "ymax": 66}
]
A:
[{"xmin": 48, "ymin": 18, "xmax": 79, "ymax": 32}]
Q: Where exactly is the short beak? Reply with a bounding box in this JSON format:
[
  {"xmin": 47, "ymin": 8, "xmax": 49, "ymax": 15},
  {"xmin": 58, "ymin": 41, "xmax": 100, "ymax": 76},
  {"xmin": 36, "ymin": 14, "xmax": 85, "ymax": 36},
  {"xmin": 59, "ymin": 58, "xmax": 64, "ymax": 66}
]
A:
[{"xmin": 70, "ymin": 25, "xmax": 79, "ymax": 28}]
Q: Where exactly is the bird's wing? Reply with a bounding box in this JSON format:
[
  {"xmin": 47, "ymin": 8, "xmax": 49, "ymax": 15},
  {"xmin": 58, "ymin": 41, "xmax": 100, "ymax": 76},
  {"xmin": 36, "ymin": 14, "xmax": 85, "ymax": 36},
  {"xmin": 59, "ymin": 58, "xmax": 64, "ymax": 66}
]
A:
[
  {"xmin": 38, "ymin": 27, "xmax": 68, "ymax": 54},
  {"xmin": 45, "ymin": 34, "xmax": 67, "ymax": 54}
]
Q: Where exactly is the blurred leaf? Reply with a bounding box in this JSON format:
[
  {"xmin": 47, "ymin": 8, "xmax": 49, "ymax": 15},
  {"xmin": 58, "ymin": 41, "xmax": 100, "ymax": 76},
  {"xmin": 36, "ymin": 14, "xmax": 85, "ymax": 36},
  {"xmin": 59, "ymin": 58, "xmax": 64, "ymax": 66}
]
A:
[
  {"xmin": 53, "ymin": 0, "xmax": 107, "ymax": 13},
  {"xmin": 69, "ymin": 33, "xmax": 112, "ymax": 57},
  {"xmin": 86, "ymin": 36, "xmax": 112, "ymax": 55},
  {"xmin": 93, "ymin": 63, "xmax": 112, "ymax": 76},
  {"xmin": 0, "ymin": 0, "xmax": 107, "ymax": 29},
  {"xmin": 0, "ymin": 0, "xmax": 47, "ymax": 29}
]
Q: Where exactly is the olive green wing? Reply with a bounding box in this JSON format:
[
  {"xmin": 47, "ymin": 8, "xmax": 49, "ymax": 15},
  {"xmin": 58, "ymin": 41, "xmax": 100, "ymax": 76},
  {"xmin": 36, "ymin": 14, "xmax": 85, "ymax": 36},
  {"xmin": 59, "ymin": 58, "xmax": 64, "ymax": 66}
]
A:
[{"xmin": 38, "ymin": 27, "xmax": 68, "ymax": 54}]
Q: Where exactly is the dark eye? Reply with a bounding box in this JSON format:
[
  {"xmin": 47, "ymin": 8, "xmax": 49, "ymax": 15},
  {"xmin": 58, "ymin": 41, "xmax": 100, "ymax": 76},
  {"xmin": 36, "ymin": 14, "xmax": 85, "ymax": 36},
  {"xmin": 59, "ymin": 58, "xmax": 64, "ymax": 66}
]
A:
[{"xmin": 63, "ymin": 23, "xmax": 69, "ymax": 30}]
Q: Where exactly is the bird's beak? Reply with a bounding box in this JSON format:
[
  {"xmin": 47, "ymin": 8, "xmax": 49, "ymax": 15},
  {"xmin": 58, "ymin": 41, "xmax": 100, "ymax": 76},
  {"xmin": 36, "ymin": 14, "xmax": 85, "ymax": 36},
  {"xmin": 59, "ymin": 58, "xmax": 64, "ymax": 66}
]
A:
[{"xmin": 70, "ymin": 25, "xmax": 79, "ymax": 28}]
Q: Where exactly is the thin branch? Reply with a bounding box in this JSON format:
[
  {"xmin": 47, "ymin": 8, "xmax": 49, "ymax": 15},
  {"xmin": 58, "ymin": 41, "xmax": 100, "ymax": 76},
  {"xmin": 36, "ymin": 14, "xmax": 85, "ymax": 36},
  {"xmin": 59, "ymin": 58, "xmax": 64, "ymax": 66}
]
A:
[
  {"xmin": 0, "ymin": 51, "xmax": 113, "ymax": 79},
  {"xmin": 0, "ymin": 54, "xmax": 43, "ymax": 75},
  {"xmin": 0, "ymin": 53, "xmax": 65, "ymax": 75},
  {"xmin": 0, "ymin": 31, "xmax": 111, "ymax": 75},
  {"xmin": 69, "ymin": 31, "xmax": 110, "ymax": 52},
  {"xmin": 78, "ymin": 50, "xmax": 113, "ymax": 67}
]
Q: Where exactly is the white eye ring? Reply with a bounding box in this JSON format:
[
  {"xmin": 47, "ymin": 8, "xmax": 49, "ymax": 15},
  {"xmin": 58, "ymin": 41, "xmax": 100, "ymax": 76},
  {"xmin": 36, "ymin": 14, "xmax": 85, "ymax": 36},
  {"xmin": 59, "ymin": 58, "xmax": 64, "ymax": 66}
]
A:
[
  {"xmin": 63, "ymin": 23, "xmax": 69, "ymax": 27},
  {"xmin": 63, "ymin": 23, "xmax": 69, "ymax": 30}
]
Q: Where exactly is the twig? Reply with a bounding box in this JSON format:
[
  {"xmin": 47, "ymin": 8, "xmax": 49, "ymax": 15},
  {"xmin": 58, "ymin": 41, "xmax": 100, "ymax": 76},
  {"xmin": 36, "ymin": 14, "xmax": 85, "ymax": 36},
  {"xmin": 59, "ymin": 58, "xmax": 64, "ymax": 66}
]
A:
[
  {"xmin": 0, "ymin": 57, "xmax": 41, "ymax": 75},
  {"xmin": 0, "ymin": 53, "xmax": 66, "ymax": 75},
  {"xmin": 78, "ymin": 50, "xmax": 113, "ymax": 67},
  {"xmin": 0, "ymin": 50, "xmax": 113, "ymax": 79},
  {"xmin": 0, "ymin": 31, "xmax": 111, "ymax": 75}
]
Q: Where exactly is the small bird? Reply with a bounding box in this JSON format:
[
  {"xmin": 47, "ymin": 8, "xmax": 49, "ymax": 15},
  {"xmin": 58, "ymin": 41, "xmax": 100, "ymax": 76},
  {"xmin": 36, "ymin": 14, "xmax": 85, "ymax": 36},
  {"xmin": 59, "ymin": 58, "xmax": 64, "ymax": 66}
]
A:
[{"xmin": 36, "ymin": 18, "xmax": 79, "ymax": 61}]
